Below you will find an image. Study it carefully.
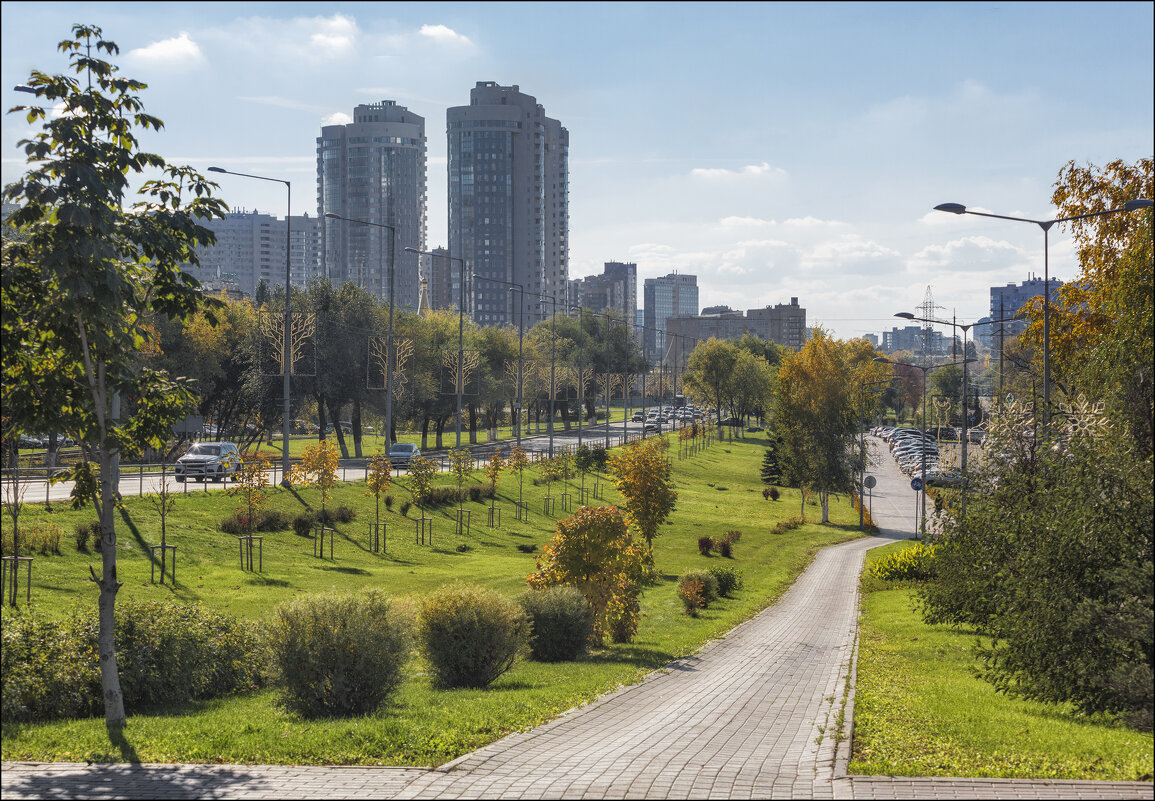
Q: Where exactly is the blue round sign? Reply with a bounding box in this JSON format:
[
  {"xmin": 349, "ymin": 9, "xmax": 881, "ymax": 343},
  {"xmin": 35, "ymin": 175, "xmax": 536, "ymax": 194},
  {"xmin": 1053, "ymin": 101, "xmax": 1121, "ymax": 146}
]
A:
[{"xmin": 911, "ymin": 477, "xmax": 924, "ymax": 491}]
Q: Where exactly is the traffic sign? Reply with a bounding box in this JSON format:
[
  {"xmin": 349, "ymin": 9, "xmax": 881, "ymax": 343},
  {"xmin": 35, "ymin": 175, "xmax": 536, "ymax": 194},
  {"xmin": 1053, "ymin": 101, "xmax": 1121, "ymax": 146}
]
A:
[
  {"xmin": 864, "ymin": 475, "xmax": 876, "ymax": 489},
  {"xmin": 910, "ymin": 477, "xmax": 924, "ymax": 491}
]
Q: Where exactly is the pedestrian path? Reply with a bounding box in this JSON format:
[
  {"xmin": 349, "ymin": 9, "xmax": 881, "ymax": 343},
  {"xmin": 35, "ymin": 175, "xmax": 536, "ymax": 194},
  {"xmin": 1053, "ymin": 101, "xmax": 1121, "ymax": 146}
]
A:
[{"xmin": 3, "ymin": 438, "xmax": 1151, "ymax": 799}]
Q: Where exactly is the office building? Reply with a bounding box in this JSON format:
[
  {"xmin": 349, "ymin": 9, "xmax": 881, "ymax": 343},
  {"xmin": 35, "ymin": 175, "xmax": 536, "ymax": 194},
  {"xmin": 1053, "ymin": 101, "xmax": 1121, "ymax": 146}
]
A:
[
  {"xmin": 747, "ymin": 297, "xmax": 807, "ymax": 349},
  {"xmin": 643, "ymin": 273, "xmax": 699, "ymax": 362},
  {"xmin": 448, "ymin": 82, "xmax": 569, "ymax": 326},
  {"xmin": 317, "ymin": 100, "xmax": 426, "ymax": 308}
]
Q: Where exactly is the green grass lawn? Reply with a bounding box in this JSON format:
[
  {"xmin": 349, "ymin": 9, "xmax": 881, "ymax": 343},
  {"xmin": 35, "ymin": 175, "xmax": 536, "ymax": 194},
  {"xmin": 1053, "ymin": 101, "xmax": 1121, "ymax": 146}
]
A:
[
  {"xmin": 2, "ymin": 433, "xmax": 867, "ymax": 765},
  {"xmin": 850, "ymin": 541, "xmax": 1154, "ymax": 781}
]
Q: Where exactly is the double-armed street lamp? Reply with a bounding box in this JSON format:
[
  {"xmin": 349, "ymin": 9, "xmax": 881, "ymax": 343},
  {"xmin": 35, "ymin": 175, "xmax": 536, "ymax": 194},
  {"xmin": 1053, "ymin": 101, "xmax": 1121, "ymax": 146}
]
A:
[
  {"xmin": 567, "ymin": 305, "xmax": 587, "ymax": 448},
  {"xmin": 875, "ymin": 356, "xmax": 974, "ymax": 536},
  {"xmin": 933, "ymin": 198, "xmax": 1153, "ymax": 424},
  {"xmin": 894, "ymin": 312, "xmax": 1017, "ymax": 478},
  {"xmin": 533, "ymin": 293, "xmax": 559, "ymax": 458},
  {"xmin": 325, "ymin": 213, "xmax": 397, "ymax": 449},
  {"xmin": 208, "ymin": 167, "xmax": 292, "ymax": 485},
  {"xmin": 407, "ymin": 247, "xmax": 466, "ymax": 448}
]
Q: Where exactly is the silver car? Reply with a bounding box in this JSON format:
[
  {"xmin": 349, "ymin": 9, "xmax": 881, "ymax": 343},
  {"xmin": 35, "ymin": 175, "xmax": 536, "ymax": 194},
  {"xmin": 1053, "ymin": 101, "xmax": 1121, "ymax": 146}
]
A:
[{"xmin": 175, "ymin": 442, "xmax": 241, "ymax": 482}]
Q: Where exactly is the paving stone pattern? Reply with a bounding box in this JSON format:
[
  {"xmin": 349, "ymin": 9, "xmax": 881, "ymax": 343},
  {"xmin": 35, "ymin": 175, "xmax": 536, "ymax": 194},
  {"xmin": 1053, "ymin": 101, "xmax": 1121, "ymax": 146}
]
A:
[{"xmin": 3, "ymin": 437, "xmax": 1151, "ymax": 799}]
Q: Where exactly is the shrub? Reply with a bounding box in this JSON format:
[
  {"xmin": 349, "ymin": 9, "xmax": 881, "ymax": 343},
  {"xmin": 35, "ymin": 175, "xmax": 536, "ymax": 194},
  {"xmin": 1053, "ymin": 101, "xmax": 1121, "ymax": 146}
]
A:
[
  {"xmin": 722, "ymin": 530, "xmax": 742, "ymax": 544},
  {"xmin": 519, "ymin": 587, "xmax": 594, "ymax": 662},
  {"xmin": 268, "ymin": 589, "xmax": 410, "ymax": 718},
  {"xmin": 73, "ymin": 521, "xmax": 99, "ymax": 551},
  {"xmin": 527, "ymin": 506, "xmax": 648, "ymax": 646},
  {"xmin": 771, "ymin": 517, "xmax": 804, "ymax": 535},
  {"xmin": 2, "ymin": 601, "xmax": 264, "ymax": 723},
  {"xmin": 697, "ymin": 536, "xmax": 714, "ymax": 556},
  {"xmin": 708, "ymin": 565, "xmax": 744, "ymax": 598},
  {"xmin": 319, "ymin": 505, "xmax": 355, "ymax": 524},
  {"xmin": 869, "ymin": 543, "xmax": 937, "ymax": 582},
  {"xmin": 292, "ymin": 512, "xmax": 315, "ymax": 537},
  {"xmin": 257, "ymin": 509, "xmax": 291, "ymax": 532},
  {"xmin": 769, "ymin": 487, "xmax": 780, "ymax": 501},
  {"xmin": 384, "ymin": 494, "xmax": 394, "ymax": 510},
  {"xmin": 717, "ymin": 540, "xmax": 732, "ymax": 558},
  {"xmin": 2, "ymin": 522, "xmax": 63, "ymax": 556},
  {"xmin": 469, "ymin": 486, "xmax": 483, "ymax": 503},
  {"xmin": 678, "ymin": 569, "xmax": 719, "ymax": 606},
  {"xmin": 418, "ymin": 584, "xmax": 528, "ymax": 689},
  {"xmin": 762, "ymin": 487, "xmax": 771, "ymax": 500},
  {"xmin": 678, "ymin": 577, "xmax": 707, "ymax": 616},
  {"xmin": 399, "ymin": 500, "xmax": 411, "ymax": 517}
]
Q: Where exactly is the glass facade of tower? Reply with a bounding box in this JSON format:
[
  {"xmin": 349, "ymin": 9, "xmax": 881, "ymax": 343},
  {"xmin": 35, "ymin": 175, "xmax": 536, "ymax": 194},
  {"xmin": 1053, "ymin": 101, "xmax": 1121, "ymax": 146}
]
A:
[
  {"xmin": 643, "ymin": 273, "xmax": 699, "ymax": 362},
  {"xmin": 448, "ymin": 83, "xmax": 568, "ymax": 327},
  {"xmin": 316, "ymin": 101, "xmax": 426, "ymax": 309}
]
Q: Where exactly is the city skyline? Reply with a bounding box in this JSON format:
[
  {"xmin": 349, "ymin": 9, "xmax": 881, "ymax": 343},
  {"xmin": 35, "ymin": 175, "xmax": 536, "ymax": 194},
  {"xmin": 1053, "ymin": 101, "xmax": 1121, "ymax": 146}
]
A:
[{"xmin": 1, "ymin": 2, "xmax": 1151, "ymax": 341}]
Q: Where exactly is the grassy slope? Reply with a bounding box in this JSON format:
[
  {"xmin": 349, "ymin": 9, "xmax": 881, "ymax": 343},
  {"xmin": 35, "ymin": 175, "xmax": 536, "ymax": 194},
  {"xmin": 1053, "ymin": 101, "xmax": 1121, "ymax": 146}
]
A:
[
  {"xmin": 2, "ymin": 434, "xmax": 866, "ymax": 765},
  {"xmin": 850, "ymin": 541, "xmax": 1154, "ymax": 782}
]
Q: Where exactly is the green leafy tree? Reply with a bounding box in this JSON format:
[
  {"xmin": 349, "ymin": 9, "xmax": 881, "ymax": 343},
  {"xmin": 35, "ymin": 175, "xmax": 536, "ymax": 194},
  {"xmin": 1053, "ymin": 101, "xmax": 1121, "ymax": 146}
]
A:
[
  {"xmin": 1, "ymin": 25, "xmax": 227, "ymax": 726},
  {"xmin": 227, "ymin": 459, "xmax": 270, "ymax": 534},
  {"xmin": 681, "ymin": 338, "xmax": 739, "ymax": 428},
  {"xmin": 448, "ymin": 446, "xmax": 474, "ymax": 522},
  {"xmin": 289, "ymin": 440, "xmax": 339, "ymax": 521},
  {"xmin": 406, "ymin": 454, "xmax": 436, "ymax": 518}
]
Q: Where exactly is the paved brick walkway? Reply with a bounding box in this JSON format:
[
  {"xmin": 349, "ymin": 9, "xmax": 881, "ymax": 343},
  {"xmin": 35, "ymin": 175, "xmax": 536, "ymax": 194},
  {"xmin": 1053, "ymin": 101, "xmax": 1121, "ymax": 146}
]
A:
[{"xmin": 3, "ymin": 437, "xmax": 1151, "ymax": 799}]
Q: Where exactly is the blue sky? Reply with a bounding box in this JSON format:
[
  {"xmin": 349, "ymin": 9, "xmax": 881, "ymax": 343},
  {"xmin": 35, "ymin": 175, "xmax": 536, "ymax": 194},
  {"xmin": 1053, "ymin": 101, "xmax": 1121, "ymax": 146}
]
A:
[{"xmin": 3, "ymin": 1, "xmax": 1152, "ymax": 340}]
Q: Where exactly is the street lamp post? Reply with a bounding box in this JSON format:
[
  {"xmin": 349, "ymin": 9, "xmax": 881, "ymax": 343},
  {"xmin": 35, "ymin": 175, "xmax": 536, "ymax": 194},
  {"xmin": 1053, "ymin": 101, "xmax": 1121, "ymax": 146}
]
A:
[
  {"xmin": 933, "ymin": 198, "xmax": 1153, "ymax": 424},
  {"xmin": 474, "ymin": 274, "xmax": 526, "ymax": 451},
  {"xmin": 568, "ymin": 305, "xmax": 586, "ymax": 448},
  {"xmin": 325, "ymin": 213, "xmax": 396, "ymax": 450},
  {"xmin": 208, "ymin": 167, "xmax": 292, "ymax": 485},
  {"xmin": 534, "ymin": 294, "xmax": 559, "ymax": 458},
  {"xmin": 859, "ymin": 377, "xmax": 900, "ymax": 530},
  {"xmin": 409, "ymin": 248, "xmax": 466, "ymax": 448},
  {"xmin": 875, "ymin": 356, "xmax": 972, "ymax": 536}
]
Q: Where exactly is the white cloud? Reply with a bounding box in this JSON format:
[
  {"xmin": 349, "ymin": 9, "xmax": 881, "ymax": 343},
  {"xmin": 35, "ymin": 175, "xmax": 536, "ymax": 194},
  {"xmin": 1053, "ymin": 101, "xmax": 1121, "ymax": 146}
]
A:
[
  {"xmin": 212, "ymin": 14, "xmax": 359, "ymax": 63},
  {"xmin": 239, "ymin": 96, "xmax": 323, "ymax": 112},
  {"xmin": 690, "ymin": 162, "xmax": 787, "ymax": 180},
  {"xmin": 311, "ymin": 15, "xmax": 357, "ymax": 57},
  {"xmin": 322, "ymin": 112, "xmax": 353, "ymax": 126},
  {"xmin": 419, "ymin": 24, "xmax": 473, "ymax": 46},
  {"xmin": 125, "ymin": 32, "xmax": 204, "ymax": 70}
]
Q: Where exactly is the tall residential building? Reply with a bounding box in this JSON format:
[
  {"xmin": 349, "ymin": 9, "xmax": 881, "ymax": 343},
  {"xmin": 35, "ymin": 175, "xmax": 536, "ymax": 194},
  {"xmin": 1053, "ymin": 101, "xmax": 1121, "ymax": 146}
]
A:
[
  {"xmin": 317, "ymin": 100, "xmax": 426, "ymax": 308},
  {"xmin": 426, "ymin": 246, "xmax": 459, "ymax": 313},
  {"xmin": 571, "ymin": 261, "xmax": 637, "ymax": 321},
  {"xmin": 193, "ymin": 209, "xmax": 321, "ymax": 298},
  {"xmin": 643, "ymin": 273, "xmax": 699, "ymax": 362},
  {"xmin": 980, "ymin": 275, "xmax": 1063, "ymax": 348},
  {"xmin": 448, "ymin": 82, "xmax": 569, "ymax": 327}
]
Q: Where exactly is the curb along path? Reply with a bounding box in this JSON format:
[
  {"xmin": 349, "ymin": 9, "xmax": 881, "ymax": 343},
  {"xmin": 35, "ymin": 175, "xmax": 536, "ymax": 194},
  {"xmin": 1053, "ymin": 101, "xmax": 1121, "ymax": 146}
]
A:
[{"xmin": 2, "ymin": 436, "xmax": 1151, "ymax": 799}]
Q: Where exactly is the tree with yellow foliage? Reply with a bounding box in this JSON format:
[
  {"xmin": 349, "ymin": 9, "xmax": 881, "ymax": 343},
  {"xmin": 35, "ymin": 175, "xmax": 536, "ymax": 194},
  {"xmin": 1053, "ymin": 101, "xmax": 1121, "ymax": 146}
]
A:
[
  {"xmin": 607, "ymin": 437, "xmax": 678, "ymax": 557},
  {"xmin": 289, "ymin": 440, "xmax": 339, "ymax": 521}
]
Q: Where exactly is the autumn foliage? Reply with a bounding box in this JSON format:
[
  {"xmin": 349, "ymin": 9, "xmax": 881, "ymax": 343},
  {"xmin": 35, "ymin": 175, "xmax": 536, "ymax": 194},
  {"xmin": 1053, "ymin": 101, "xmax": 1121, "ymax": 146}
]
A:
[
  {"xmin": 607, "ymin": 437, "xmax": 678, "ymax": 553},
  {"xmin": 527, "ymin": 505, "xmax": 647, "ymax": 645}
]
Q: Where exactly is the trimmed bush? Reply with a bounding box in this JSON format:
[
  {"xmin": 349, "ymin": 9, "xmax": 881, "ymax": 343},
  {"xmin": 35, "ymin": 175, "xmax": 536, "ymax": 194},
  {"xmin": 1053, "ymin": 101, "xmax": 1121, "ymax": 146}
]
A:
[
  {"xmin": 869, "ymin": 543, "xmax": 938, "ymax": 582},
  {"xmin": 769, "ymin": 486, "xmax": 780, "ymax": 501},
  {"xmin": 519, "ymin": 587, "xmax": 594, "ymax": 662},
  {"xmin": 418, "ymin": 583, "xmax": 529, "ymax": 689},
  {"xmin": 318, "ymin": 505, "xmax": 356, "ymax": 524},
  {"xmin": 771, "ymin": 516, "xmax": 804, "ymax": 535},
  {"xmin": 384, "ymin": 494, "xmax": 394, "ymax": 510},
  {"xmin": 678, "ymin": 577, "xmax": 707, "ymax": 616},
  {"xmin": 73, "ymin": 521, "xmax": 99, "ymax": 551},
  {"xmin": 698, "ymin": 536, "xmax": 714, "ymax": 556},
  {"xmin": 708, "ymin": 565, "xmax": 744, "ymax": 598},
  {"xmin": 2, "ymin": 601, "xmax": 264, "ymax": 722},
  {"xmin": 469, "ymin": 486, "xmax": 483, "ymax": 503},
  {"xmin": 292, "ymin": 512, "xmax": 315, "ymax": 537},
  {"xmin": 717, "ymin": 540, "xmax": 732, "ymax": 558},
  {"xmin": 399, "ymin": 500, "xmax": 412, "ymax": 517},
  {"xmin": 678, "ymin": 569, "xmax": 720, "ymax": 608},
  {"xmin": 268, "ymin": 589, "xmax": 410, "ymax": 718}
]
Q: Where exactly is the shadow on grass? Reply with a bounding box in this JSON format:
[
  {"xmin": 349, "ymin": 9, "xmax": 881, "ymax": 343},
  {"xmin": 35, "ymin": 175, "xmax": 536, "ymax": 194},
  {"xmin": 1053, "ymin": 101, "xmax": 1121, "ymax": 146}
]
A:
[
  {"xmin": 245, "ymin": 575, "xmax": 290, "ymax": 586},
  {"xmin": 314, "ymin": 565, "xmax": 372, "ymax": 575},
  {"xmin": 582, "ymin": 643, "xmax": 677, "ymax": 670}
]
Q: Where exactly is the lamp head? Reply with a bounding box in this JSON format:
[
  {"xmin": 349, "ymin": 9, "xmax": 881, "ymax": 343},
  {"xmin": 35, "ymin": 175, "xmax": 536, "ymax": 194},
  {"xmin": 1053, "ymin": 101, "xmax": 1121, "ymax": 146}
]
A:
[
  {"xmin": 894, "ymin": 312, "xmax": 915, "ymax": 320},
  {"xmin": 1123, "ymin": 199, "xmax": 1154, "ymax": 212},
  {"xmin": 934, "ymin": 203, "xmax": 967, "ymax": 214},
  {"xmin": 13, "ymin": 85, "xmax": 36, "ymax": 94},
  {"xmin": 873, "ymin": 356, "xmax": 891, "ymax": 363},
  {"xmin": 207, "ymin": 166, "xmax": 226, "ymax": 174},
  {"xmin": 324, "ymin": 212, "xmax": 340, "ymax": 219}
]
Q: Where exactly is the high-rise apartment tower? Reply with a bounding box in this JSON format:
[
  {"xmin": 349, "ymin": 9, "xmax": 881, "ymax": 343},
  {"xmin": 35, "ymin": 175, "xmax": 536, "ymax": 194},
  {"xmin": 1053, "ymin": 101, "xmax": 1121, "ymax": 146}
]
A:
[
  {"xmin": 448, "ymin": 82, "xmax": 569, "ymax": 326},
  {"xmin": 317, "ymin": 100, "xmax": 426, "ymax": 308}
]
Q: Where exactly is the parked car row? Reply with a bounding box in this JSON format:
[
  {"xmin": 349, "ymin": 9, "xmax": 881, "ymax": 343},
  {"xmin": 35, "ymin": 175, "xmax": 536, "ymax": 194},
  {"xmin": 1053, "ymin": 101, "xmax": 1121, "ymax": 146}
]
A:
[{"xmin": 873, "ymin": 425, "xmax": 968, "ymax": 488}]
